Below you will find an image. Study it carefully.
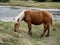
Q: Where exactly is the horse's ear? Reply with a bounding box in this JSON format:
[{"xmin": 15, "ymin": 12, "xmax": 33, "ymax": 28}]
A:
[{"xmin": 17, "ymin": 19, "xmax": 19, "ymax": 22}]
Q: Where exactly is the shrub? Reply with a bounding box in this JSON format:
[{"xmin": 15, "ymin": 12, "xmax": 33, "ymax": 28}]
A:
[
  {"xmin": 0, "ymin": 0, "xmax": 10, "ymax": 2},
  {"xmin": 33, "ymin": 0, "xmax": 46, "ymax": 2},
  {"xmin": 52, "ymin": 0, "xmax": 60, "ymax": 2}
]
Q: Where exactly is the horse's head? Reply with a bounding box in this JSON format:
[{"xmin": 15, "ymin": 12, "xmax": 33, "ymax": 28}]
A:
[
  {"xmin": 13, "ymin": 10, "xmax": 25, "ymax": 32},
  {"xmin": 14, "ymin": 19, "xmax": 20, "ymax": 32}
]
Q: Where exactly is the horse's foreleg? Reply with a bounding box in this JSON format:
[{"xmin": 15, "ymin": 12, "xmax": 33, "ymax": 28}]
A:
[{"xmin": 27, "ymin": 22, "xmax": 32, "ymax": 36}]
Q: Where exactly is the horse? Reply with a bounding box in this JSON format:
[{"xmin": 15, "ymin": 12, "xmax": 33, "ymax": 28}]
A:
[{"xmin": 14, "ymin": 9, "xmax": 53, "ymax": 38}]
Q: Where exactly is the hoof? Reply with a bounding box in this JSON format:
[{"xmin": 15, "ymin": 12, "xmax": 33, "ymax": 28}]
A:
[
  {"xmin": 28, "ymin": 32, "xmax": 32, "ymax": 36},
  {"xmin": 40, "ymin": 36, "xmax": 42, "ymax": 38},
  {"xmin": 14, "ymin": 30, "xmax": 17, "ymax": 32},
  {"xmin": 45, "ymin": 35, "xmax": 49, "ymax": 37},
  {"xmin": 40, "ymin": 35, "xmax": 44, "ymax": 38}
]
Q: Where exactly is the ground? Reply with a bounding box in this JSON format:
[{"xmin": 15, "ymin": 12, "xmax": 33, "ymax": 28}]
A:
[{"xmin": 0, "ymin": 20, "xmax": 60, "ymax": 45}]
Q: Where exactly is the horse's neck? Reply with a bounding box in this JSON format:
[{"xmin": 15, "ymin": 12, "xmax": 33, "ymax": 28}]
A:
[{"xmin": 15, "ymin": 10, "xmax": 25, "ymax": 23}]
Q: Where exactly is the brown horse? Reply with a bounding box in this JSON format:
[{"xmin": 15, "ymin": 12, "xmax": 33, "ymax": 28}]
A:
[{"xmin": 14, "ymin": 10, "xmax": 53, "ymax": 38}]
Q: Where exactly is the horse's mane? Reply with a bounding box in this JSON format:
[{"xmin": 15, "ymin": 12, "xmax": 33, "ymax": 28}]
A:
[{"xmin": 14, "ymin": 9, "xmax": 26, "ymax": 23}]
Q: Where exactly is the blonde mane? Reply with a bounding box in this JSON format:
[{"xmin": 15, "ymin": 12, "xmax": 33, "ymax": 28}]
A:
[{"xmin": 14, "ymin": 10, "xmax": 26, "ymax": 23}]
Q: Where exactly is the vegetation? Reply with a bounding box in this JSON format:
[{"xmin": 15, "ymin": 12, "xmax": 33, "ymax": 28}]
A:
[
  {"xmin": 33, "ymin": 0, "xmax": 47, "ymax": 2},
  {"xmin": 0, "ymin": 0, "xmax": 10, "ymax": 2},
  {"xmin": 0, "ymin": 0, "xmax": 59, "ymax": 2},
  {"xmin": 0, "ymin": 20, "xmax": 60, "ymax": 45},
  {"xmin": 0, "ymin": 2, "xmax": 60, "ymax": 9},
  {"xmin": 0, "ymin": 0, "xmax": 60, "ymax": 9},
  {"xmin": 52, "ymin": 0, "xmax": 60, "ymax": 2}
]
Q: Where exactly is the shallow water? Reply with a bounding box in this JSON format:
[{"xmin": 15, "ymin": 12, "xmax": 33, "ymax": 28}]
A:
[
  {"xmin": 0, "ymin": 6, "xmax": 60, "ymax": 21},
  {"xmin": 0, "ymin": 6, "xmax": 23, "ymax": 21}
]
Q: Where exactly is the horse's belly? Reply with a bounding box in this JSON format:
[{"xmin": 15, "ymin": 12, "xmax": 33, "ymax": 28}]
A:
[
  {"xmin": 31, "ymin": 17, "xmax": 43, "ymax": 25},
  {"xmin": 32, "ymin": 23, "xmax": 42, "ymax": 25},
  {"xmin": 31, "ymin": 21, "xmax": 42, "ymax": 25}
]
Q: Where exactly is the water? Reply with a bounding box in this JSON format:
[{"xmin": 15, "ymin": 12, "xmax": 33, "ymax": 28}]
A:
[
  {"xmin": 0, "ymin": 6, "xmax": 60, "ymax": 22},
  {"xmin": 0, "ymin": 6, "xmax": 24, "ymax": 21}
]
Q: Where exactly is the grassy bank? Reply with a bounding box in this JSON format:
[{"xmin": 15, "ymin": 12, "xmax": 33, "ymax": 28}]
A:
[
  {"xmin": 0, "ymin": 20, "xmax": 60, "ymax": 45},
  {"xmin": 0, "ymin": 1, "xmax": 60, "ymax": 9}
]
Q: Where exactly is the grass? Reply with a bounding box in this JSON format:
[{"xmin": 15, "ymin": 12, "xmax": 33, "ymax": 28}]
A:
[
  {"xmin": 0, "ymin": 20, "xmax": 60, "ymax": 45},
  {"xmin": 0, "ymin": 1, "xmax": 60, "ymax": 9}
]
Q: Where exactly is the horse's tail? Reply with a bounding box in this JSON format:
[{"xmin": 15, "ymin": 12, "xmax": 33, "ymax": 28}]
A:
[
  {"xmin": 50, "ymin": 18, "xmax": 53, "ymax": 25},
  {"xmin": 50, "ymin": 13, "xmax": 56, "ymax": 31},
  {"xmin": 50, "ymin": 13, "xmax": 53, "ymax": 26}
]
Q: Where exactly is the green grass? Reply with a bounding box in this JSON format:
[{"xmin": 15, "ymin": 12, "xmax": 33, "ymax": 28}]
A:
[
  {"xmin": 0, "ymin": 1, "xmax": 60, "ymax": 9},
  {"xmin": 0, "ymin": 20, "xmax": 60, "ymax": 45}
]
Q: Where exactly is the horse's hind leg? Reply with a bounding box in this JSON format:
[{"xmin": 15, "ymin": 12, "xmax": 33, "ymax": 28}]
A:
[
  {"xmin": 27, "ymin": 22, "xmax": 32, "ymax": 36},
  {"xmin": 46, "ymin": 24, "xmax": 50, "ymax": 37},
  {"xmin": 40, "ymin": 24, "xmax": 47, "ymax": 38}
]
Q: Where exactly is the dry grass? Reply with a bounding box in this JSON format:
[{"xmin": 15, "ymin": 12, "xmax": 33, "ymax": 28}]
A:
[
  {"xmin": 0, "ymin": 20, "xmax": 60, "ymax": 45},
  {"xmin": 0, "ymin": 1, "xmax": 60, "ymax": 9}
]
